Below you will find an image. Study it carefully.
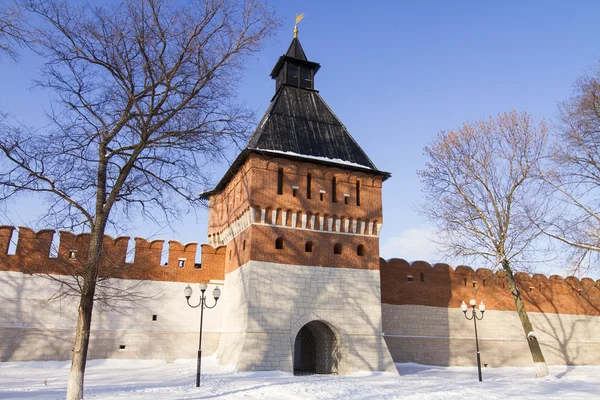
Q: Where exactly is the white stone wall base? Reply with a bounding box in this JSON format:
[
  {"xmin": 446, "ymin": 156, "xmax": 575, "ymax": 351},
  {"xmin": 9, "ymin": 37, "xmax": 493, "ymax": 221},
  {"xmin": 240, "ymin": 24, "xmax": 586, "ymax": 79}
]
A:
[
  {"xmin": 1, "ymin": 328, "xmax": 220, "ymax": 362},
  {"xmin": 382, "ymin": 304, "xmax": 600, "ymax": 367},
  {"xmin": 214, "ymin": 261, "xmax": 397, "ymax": 375}
]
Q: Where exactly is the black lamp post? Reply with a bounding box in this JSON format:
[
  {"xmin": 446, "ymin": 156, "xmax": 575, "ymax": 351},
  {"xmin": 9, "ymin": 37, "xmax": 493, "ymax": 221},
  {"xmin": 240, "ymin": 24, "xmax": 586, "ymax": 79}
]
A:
[
  {"xmin": 184, "ymin": 282, "xmax": 221, "ymax": 387},
  {"xmin": 461, "ymin": 299, "xmax": 485, "ymax": 382}
]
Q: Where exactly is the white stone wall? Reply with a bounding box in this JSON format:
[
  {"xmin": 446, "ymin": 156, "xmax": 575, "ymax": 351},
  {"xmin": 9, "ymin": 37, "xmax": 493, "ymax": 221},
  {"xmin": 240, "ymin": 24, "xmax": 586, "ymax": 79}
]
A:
[
  {"xmin": 0, "ymin": 271, "xmax": 223, "ymax": 362},
  {"xmin": 214, "ymin": 261, "xmax": 397, "ymax": 374},
  {"xmin": 382, "ymin": 304, "xmax": 600, "ymax": 367}
]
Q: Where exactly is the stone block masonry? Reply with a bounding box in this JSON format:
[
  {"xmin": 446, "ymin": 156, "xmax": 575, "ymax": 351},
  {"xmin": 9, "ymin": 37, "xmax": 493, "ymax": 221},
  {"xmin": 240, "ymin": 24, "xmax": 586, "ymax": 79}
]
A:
[
  {"xmin": 214, "ymin": 260, "xmax": 397, "ymax": 374},
  {"xmin": 0, "ymin": 271, "xmax": 223, "ymax": 362}
]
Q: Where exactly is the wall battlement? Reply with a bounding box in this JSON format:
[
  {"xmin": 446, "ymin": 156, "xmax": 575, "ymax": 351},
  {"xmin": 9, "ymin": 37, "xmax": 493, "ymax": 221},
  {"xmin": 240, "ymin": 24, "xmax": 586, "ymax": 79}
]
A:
[
  {"xmin": 0, "ymin": 226, "xmax": 225, "ymax": 283},
  {"xmin": 3, "ymin": 224, "xmax": 600, "ymax": 317},
  {"xmin": 380, "ymin": 258, "xmax": 600, "ymax": 316}
]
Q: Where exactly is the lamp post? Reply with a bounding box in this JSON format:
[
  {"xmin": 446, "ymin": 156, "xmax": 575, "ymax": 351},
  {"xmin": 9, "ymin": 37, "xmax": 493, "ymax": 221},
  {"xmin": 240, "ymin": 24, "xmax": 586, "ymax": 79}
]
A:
[
  {"xmin": 184, "ymin": 282, "xmax": 221, "ymax": 387},
  {"xmin": 461, "ymin": 299, "xmax": 485, "ymax": 382}
]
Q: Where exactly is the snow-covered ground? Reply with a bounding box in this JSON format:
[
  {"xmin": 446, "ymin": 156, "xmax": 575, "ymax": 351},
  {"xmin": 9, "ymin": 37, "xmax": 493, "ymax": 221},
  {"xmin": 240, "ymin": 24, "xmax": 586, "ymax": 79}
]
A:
[{"xmin": 0, "ymin": 357, "xmax": 598, "ymax": 399}]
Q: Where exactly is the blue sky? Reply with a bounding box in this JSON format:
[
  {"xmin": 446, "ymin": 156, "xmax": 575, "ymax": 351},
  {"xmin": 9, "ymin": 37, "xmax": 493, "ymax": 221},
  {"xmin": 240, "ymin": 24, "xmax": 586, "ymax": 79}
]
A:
[{"xmin": 2, "ymin": 1, "xmax": 600, "ymax": 276}]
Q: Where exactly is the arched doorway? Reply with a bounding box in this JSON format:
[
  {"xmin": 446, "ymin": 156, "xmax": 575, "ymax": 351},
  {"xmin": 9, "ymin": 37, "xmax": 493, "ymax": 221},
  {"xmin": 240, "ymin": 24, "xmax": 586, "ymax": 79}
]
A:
[{"xmin": 293, "ymin": 320, "xmax": 339, "ymax": 375}]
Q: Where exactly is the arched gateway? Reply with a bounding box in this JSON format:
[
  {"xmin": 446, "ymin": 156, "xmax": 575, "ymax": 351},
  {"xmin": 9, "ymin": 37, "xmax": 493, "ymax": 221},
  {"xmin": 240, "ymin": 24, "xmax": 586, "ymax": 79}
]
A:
[{"xmin": 293, "ymin": 320, "xmax": 339, "ymax": 375}]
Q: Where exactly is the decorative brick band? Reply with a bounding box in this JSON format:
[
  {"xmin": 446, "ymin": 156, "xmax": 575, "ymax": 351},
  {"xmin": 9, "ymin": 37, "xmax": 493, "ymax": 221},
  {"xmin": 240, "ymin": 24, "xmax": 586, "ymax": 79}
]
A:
[{"xmin": 208, "ymin": 207, "xmax": 383, "ymax": 247}]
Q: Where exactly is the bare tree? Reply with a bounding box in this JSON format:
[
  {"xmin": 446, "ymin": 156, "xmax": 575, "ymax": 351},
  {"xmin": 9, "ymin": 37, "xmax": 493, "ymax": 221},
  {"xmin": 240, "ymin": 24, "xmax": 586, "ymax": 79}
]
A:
[
  {"xmin": 536, "ymin": 64, "xmax": 600, "ymax": 274},
  {"xmin": 418, "ymin": 110, "xmax": 551, "ymax": 378},
  {"xmin": 0, "ymin": 0, "xmax": 277, "ymax": 398},
  {"xmin": 0, "ymin": 0, "xmax": 24, "ymax": 60}
]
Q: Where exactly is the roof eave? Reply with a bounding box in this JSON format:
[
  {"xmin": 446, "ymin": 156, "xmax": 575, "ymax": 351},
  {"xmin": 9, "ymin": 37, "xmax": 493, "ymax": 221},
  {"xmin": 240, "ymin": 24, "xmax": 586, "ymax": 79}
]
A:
[
  {"xmin": 199, "ymin": 149, "xmax": 391, "ymax": 201},
  {"xmin": 269, "ymin": 56, "xmax": 321, "ymax": 78}
]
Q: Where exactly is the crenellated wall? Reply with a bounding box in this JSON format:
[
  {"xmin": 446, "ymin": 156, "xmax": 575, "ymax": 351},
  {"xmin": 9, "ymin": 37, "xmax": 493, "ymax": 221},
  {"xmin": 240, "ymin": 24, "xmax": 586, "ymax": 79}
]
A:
[
  {"xmin": 380, "ymin": 258, "xmax": 600, "ymax": 367},
  {"xmin": 0, "ymin": 225, "xmax": 226, "ymax": 283},
  {"xmin": 379, "ymin": 258, "xmax": 600, "ymax": 315}
]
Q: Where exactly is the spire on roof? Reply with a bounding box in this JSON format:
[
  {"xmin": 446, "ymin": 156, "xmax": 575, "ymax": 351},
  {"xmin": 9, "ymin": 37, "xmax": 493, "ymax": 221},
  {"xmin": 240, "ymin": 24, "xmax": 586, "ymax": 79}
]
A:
[
  {"xmin": 288, "ymin": 13, "xmax": 307, "ymax": 60},
  {"xmin": 285, "ymin": 38, "xmax": 307, "ymax": 61}
]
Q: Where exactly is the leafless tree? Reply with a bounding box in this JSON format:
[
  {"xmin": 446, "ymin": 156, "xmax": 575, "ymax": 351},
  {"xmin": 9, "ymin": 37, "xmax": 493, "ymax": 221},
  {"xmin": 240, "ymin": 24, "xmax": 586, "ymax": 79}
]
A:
[
  {"xmin": 0, "ymin": 0, "xmax": 277, "ymax": 398},
  {"xmin": 418, "ymin": 110, "xmax": 551, "ymax": 377},
  {"xmin": 536, "ymin": 64, "xmax": 600, "ymax": 275},
  {"xmin": 0, "ymin": 0, "xmax": 24, "ymax": 60}
]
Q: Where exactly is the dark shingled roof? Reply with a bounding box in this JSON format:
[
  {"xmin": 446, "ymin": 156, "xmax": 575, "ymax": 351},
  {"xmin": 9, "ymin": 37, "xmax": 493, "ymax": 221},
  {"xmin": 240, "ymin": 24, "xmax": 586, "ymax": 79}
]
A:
[
  {"xmin": 248, "ymin": 85, "xmax": 377, "ymax": 169},
  {"xmin": 285, "ymin": 37, "xmax": 307, "ymax": 60}
]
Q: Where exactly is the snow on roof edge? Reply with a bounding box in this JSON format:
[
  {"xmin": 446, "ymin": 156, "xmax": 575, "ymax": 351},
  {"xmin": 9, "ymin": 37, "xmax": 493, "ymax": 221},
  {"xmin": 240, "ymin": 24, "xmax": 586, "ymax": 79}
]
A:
[{"xmin": 253, "ymin": 148, "xmax": 374, "ymax": 170}]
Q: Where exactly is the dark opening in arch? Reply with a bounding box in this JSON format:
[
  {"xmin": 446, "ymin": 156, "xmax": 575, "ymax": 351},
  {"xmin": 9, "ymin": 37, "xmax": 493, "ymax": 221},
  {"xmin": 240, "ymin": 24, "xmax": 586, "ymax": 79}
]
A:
[
  {"xmin": 305, "ymin": 241, "xmax": 314, "ymax": 253},
  {"xmin": 294, "ymin": 320, "xmax": 339, "ymax": 375}
]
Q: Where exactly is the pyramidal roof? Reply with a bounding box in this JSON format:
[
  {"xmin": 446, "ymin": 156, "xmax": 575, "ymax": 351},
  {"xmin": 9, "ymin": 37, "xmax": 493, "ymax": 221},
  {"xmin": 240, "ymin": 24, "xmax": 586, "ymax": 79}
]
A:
[
  {"xmin": 201, "ymin": 36, "xmax": 389, "ymax": 199},
  {"xmin": 285, "ymin": 37, "xmax": 307, "ymax": 60},
  {"xmin": 247, "ymin": 85, "xmax": 378, "ymax": 170}
]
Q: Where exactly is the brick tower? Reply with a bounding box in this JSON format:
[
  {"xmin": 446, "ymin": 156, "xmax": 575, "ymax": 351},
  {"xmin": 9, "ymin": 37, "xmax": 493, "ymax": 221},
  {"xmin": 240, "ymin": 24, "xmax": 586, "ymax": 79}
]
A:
[{"xmin": 201, "ymin": 29, "xmax": 396, "ymax": 374}]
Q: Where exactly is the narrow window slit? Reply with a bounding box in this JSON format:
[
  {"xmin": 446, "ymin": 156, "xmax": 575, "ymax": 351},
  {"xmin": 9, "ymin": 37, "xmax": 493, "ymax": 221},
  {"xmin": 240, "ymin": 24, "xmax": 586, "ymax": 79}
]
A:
[{"xmin": 277, "ymin": 168, "xmax": 284, "ymax": 195}]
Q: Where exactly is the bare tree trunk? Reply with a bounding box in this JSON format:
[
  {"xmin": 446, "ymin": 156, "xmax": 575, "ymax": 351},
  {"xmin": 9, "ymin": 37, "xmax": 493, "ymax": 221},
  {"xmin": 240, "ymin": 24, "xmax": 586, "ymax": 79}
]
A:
[
  {"xmin": 503, "ymin": 259, "xmax": 550, "ymax": 378},
  {"xmin": 66, "ymin": 222, "xmax": 105, "ymax": 400}
]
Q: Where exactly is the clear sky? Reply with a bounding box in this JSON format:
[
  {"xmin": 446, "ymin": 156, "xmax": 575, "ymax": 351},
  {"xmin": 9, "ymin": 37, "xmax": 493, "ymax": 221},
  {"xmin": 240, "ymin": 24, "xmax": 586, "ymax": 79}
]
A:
[{"xmin": 2, "ymin": 1, "xmax": 600, "ymax": 276}]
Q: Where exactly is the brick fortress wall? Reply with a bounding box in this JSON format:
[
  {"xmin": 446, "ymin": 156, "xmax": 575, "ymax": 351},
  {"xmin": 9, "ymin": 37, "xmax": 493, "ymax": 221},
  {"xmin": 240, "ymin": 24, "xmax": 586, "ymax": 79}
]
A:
[
  {"xmin": 0, "ymin": 226, "xmax": 226, "ymax": 362},
  {"xmin": 380, "ymin": 258, "xmax": 600, "ymax": 367},
  {"xmin": 0, "ymin": 225, "xmax": 225, "ymax": 283}
]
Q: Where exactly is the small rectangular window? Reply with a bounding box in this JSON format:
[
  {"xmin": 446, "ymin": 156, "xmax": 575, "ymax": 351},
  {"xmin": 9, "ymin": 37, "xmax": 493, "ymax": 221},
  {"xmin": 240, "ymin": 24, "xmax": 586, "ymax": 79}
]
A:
[
  {"xmin": 277, "ymin": 168, "xmax": 284, "ymax": 195},
  {"xmin": 356, "ymin": 181, "xmax": 361, "ymax": 206},
  {"xmin": 287, "ymin": 65, "xmax": 298, "ymax": 86},
  {"xmin": 407, "ymin": 275, "xmax": 414, "ymax": 284},
  {"xmin": 300, "ymin": 68, "xmax": 312, "ymax": 89},
  {"xmin": 307, "ymin": 173, "xmax": 312, "ymax": 199},
  {"xmin": 119, "ymin": 345, "xmax": 126, "ymax": 351},
  {"xmin": 68, "ymin": 250, "xmax": 78, "ymax": 260},
  {"xmin": 178, "ymin": 259, "xmax": 185, "ymax": 268},
  {"xmin": 152, "ymin": 315, "xmax": 157, "ymax": 321},
  {"xmin": 332, "ymin": 177, "xmax": 337, "ymax": 203}
]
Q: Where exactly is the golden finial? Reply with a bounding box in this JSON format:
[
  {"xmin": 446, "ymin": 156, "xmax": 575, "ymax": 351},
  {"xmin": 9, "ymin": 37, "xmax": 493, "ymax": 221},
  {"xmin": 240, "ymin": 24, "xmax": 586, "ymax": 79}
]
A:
[{"xmin": 294, "ymin": 13, "xmax": 305, "ymax": 38}]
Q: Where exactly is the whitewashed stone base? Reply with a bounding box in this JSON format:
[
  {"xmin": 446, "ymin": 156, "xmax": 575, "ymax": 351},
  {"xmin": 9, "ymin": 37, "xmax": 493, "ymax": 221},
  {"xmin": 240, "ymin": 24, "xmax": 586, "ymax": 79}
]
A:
[
  {"xmin": 214, "ymin": 261, "xmax": 397, "ymax": 374},
  {"xmin": 382, "ymin": 304, "xmax": 600, "ymax": 367},
  {"xmin": 0, "ymin": 271, "xmax": 223, "ymax": 362}
]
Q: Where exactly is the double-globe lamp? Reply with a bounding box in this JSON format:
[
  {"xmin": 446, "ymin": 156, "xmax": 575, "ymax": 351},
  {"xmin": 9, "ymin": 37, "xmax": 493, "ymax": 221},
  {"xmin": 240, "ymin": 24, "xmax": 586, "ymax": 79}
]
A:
[
  {"xmin": 461, "ymin": 299, "xmax": 485, "ymax": 382},
  {"xmin": 184, "ymin": 282, "xmax": 221, "ymax": 387}
]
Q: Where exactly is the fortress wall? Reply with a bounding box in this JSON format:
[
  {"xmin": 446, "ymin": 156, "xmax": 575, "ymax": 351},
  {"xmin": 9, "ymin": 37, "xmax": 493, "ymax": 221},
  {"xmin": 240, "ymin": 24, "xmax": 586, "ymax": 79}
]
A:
[
  {"xmin": 380, "ymin": 258, "xmax": 600, "ymax": 366},
  {"xmin": 0, "ymin": 270, "xmax": 224, "ymax": 362},
  {"xmin": 0, "ymin": 226, "xmax": 227, "ymax": 362},
  {"xmin": 0, "ymin": 226, "xmax": 226, "ymax": 283}
]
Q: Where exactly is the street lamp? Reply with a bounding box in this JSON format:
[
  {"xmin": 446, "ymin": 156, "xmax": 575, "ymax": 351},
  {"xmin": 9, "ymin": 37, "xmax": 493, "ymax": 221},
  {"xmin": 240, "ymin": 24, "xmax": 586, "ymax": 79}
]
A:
[
  {"xmin": 184, "ymin": 282, "xmax": 221, "ymax": 387},
  {"xmin": 461, "ymin": 299, "xmax": 485, "ymax": 382}
]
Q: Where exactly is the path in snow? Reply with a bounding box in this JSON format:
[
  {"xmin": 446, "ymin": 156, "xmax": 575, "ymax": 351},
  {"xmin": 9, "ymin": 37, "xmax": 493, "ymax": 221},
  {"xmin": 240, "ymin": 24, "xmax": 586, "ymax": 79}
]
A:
[{"xmin": 0, "ymin": 357, "xmax": 598, "ymax": 399}]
